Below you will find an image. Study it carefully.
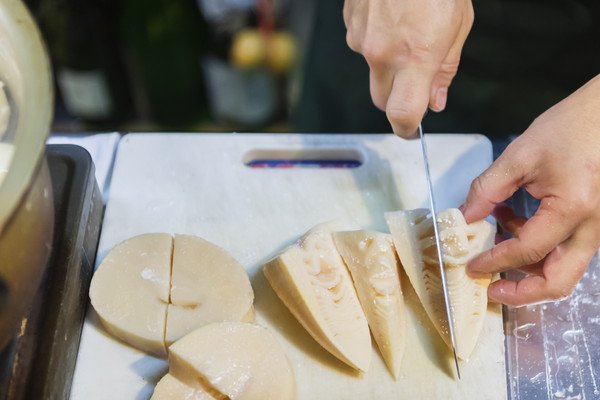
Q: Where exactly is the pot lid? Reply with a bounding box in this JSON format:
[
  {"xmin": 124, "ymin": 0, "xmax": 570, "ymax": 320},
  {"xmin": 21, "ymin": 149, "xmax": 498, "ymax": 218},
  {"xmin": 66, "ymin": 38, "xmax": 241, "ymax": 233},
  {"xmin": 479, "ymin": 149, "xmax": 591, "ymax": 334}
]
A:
[{"xmin": 0, "ymin": 0, "xmax": 53, "ymax": 234}]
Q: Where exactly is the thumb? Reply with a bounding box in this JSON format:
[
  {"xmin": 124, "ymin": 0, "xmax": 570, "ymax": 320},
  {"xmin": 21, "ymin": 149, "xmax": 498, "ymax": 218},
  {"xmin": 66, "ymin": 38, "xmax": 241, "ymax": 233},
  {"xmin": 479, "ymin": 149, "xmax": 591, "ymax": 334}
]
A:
[
  {"xmin": 460, "ymin": 147, "xmax": 529, "ymax": 223},
  {"xmin": 386, "ymin": 66, "xmax": 435, "ymax": 139}
]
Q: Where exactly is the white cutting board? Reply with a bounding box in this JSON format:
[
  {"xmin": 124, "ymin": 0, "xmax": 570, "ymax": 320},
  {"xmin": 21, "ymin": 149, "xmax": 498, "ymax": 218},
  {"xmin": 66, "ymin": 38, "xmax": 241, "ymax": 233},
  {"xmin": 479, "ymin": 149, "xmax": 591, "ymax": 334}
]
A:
[{"xmin": 71, "ymin": 133, "xmax": 506, "ymax": 400}]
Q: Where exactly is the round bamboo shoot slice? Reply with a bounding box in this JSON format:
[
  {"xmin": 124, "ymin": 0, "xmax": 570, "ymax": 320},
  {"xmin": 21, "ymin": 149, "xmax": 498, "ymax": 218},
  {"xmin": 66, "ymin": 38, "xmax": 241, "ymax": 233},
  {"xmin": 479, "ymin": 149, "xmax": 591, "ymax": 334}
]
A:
[{"xmin": 90, "ymin": 233, "xmax": 255, "ymax": 357}]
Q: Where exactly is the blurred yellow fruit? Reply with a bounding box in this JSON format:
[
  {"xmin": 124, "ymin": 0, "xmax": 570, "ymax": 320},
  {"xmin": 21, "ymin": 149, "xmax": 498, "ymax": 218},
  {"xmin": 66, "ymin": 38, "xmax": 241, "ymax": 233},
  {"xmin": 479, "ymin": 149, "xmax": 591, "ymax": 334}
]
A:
[
  {"xmin": 267, "ymin": 31, "xmax": 297, "ymax": 73},
  {"xmin": 230, "ymin": 29, "xmax": 266, "ymax": 70}
]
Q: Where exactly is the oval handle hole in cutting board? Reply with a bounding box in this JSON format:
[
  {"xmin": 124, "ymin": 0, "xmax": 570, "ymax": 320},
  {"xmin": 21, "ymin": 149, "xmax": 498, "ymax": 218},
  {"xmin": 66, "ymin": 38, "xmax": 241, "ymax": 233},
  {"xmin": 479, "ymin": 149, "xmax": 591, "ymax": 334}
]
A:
[{"xmin": 243, "ymin": 148, "xmax": 363, "ymax": 168}]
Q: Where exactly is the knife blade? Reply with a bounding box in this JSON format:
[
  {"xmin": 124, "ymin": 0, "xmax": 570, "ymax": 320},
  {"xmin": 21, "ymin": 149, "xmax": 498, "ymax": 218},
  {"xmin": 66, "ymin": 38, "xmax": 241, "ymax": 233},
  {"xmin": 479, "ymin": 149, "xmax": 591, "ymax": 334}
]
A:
[{"xmin": 417, "ymin": 123, "xmax": 461, "ymax": 379}]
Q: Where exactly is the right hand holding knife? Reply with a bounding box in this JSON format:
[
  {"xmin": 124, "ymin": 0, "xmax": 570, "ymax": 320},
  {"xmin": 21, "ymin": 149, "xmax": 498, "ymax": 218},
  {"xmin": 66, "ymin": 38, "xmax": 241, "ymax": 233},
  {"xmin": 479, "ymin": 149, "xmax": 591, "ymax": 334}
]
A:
[{"xmin": 343, "ymin": 0, "xmax": 474, "ymax": 138}]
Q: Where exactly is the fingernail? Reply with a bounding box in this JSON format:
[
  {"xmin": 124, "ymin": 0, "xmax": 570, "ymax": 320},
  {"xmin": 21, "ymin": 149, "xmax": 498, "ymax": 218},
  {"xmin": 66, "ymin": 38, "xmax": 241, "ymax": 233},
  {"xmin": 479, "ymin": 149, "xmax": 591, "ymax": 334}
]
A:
[
  {"xmin": 466, "ymin": 265, "xmax": 483, "ymax": 278},
  {"xmin": 486, "ymin": 286, "xmax": 500, "ymax": 303},
  {"xmin": 469, "ymin": 270, "xmax": 489, "ymax": 281},
  {"xmin": 432, "ymin": 87, "xmax": 448, "ymax": 112}
]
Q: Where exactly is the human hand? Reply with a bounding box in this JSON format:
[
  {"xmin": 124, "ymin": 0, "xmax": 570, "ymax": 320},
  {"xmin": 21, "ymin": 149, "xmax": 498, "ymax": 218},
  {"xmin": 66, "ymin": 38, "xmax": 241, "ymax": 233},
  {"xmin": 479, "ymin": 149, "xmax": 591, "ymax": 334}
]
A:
[
  {"xmin": 460, "ymin": 75, "xmax": 600, "ymax": 307},
  {"xmin": 343, "ymin": 0, "xmax": 473, "ymax": 137}
]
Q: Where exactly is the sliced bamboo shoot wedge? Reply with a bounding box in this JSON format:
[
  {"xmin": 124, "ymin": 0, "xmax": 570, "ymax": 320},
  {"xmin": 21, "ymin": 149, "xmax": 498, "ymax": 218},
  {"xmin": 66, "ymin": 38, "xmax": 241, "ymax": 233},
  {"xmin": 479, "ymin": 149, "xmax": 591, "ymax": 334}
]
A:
[
  {"xmin": 333, "ymin": 230, "xmax": 405, "ymax": 378},
  {"xmin": 263, "ymin": 221, "xmax": 371, "ymax": 372},
  {"xmin": 385, "ymin": 208, "xmax": 495, "ymax": 360}
]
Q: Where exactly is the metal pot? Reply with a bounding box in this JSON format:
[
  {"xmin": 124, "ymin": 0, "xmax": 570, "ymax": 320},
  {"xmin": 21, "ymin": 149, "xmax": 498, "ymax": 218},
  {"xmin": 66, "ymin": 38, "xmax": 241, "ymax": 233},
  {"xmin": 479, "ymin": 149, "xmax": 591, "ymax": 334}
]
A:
[{"xmin": 0, "ymin": 0, "xmax": 55, "ymax": 350}]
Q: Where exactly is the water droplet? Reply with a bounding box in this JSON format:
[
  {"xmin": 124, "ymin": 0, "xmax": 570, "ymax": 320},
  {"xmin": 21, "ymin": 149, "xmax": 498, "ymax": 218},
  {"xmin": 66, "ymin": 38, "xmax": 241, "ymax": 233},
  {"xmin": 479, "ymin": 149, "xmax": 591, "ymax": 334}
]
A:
[
  {"xmin": 513, "ymin": 323, "xmax": 536, "ymax": 340},
  {"xmin": 588, "ymin": 317, "xmax": 600, "ymax": 325},
  {"xmin": 562, "ymin": 330, "xmax": 583, "ymax": 346},
  {"xmin": 530, "ymin": 372, "xmax": 544, "ymax": 383}
]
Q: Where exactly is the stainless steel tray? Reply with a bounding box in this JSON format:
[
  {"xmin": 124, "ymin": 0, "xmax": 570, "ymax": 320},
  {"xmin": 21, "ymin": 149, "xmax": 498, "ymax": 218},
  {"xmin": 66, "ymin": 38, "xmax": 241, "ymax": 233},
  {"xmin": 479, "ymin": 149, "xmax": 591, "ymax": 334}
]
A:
[{"xmin": 497, "ymin": 140, "xmax": 600, "ymax": 400}]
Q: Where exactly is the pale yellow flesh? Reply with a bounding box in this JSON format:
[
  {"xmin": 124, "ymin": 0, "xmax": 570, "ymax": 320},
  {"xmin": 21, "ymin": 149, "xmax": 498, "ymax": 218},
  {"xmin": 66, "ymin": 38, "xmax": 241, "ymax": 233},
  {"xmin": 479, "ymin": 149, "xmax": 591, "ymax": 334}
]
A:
[
  {"xmin": 385, "ymin": 208, "xmax": 495, "ymax": 360},
  {"xmin": 89, "ymin": 233, "xmax": 172, "ymax": 357},
  {"xmin": 333, "ymin": 230, "xmax": 405, "ymax": 379},
  {"xmin": 168, "ymin": 322, "xmax": 296, "ymax": 400},
  {"xmin": 90, "ymin": 233, "xmax": 255, "ymax": 357},
  {"xmin": 263, "ymin": 221, "xmax": 371, "ymax": 372},
  {"xmin": 151, "ymin": 374, "xmax": 217, "ymax": 400},
  {"xmin": 165, "ymin": 234, "xmax": 255, "ymax": 345}
]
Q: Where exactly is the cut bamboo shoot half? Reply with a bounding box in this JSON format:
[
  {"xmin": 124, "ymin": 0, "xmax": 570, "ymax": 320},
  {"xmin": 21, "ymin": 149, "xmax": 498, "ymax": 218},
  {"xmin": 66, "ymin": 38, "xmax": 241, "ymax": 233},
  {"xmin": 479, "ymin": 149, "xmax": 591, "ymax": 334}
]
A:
[{"xmin": 165, "ymin": 234, "xmax": 255, "ymax": 346}]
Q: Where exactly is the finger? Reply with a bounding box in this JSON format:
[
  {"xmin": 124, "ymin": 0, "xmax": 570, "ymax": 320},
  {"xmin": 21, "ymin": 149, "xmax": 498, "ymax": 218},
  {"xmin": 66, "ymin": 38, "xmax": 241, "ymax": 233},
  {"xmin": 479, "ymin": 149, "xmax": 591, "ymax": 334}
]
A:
[
  {"xmin": 459, "ymin": 142, "xmax": 532, "ymax": 224},
  {"xmin": 344, "ymin": 20, "xmax": 364, "ymax": 54},
  {"xmin": 429, "ymin": 85, "xmax": 448, "ymax": 113},
  {"xmin": 429, "ymin": 2, "xmax": 473, "ymax": 112},
  {"xmin": 494, "ymin": 206, "xmax": 544, "ymax": 276},
  {"xmin": 468, "ymin": 200, "xmax": 578, "ymax": 274},
  {"xmin": 387, "ymin": 67, "xmax": 435, "ymax": 138},
  {"xmin": 487, "ymin": 276, "xmax": 545, "ymax": 307},
  {"xmin": 369, "ymin": 67, "xmax": 394, "ymax": 111},
  {"xmin": 428, "ymin": 44, "xmax": 459, "ymax": 113},
  {"xmin": 342, "ymin": 0, "xmax": 364, "ymax": 46},
  {"xmin": 488, "ymin": 235, "xmax": 594, "ymax": 307}
]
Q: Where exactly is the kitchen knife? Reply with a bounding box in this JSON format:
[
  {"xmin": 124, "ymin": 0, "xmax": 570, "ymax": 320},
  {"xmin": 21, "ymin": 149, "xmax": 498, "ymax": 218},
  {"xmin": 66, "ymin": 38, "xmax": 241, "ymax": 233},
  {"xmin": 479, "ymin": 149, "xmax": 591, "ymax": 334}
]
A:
[{"xmin": 417, "ymin": 123, "xmax": 461, "ymax": 379}]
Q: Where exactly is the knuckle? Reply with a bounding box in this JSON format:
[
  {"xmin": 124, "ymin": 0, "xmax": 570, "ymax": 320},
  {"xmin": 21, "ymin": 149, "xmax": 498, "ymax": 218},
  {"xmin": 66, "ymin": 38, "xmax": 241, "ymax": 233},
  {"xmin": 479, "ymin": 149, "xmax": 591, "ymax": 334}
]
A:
[
  {"xmin": 345, "ymin": 31, "xmax": 360, "ymax": 53},
  {"xmin": 487, "ymin": 245, "xmax": 502, "ymax": 267},
  {"xmin": 469, "ymin": 176, "xmax": 487, "ymax": 199},
  {"xmin": 518, "ymin": 242, "xmax": 546, "ymax": 265},
  {"xmin": 433, "ymin": 69, "xmax": 458, "ymax": 90},
  {"xmin": 386, "ymin": 102, "xmax": 417, "ymax": 133},
  {"xmin": 439, "ymin": 60, "xmax": 460, "ymax": 77},
  {"xmin": 371, "ymin": 94, "xmax": 386, "ymax": 111},
  {"xmin": 503, "ymin": 136, "xmax": 535, "ymax": 163},
  {"xmin": 361, "ymin": 39, "xmax": 391, "ymax": 65}
]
